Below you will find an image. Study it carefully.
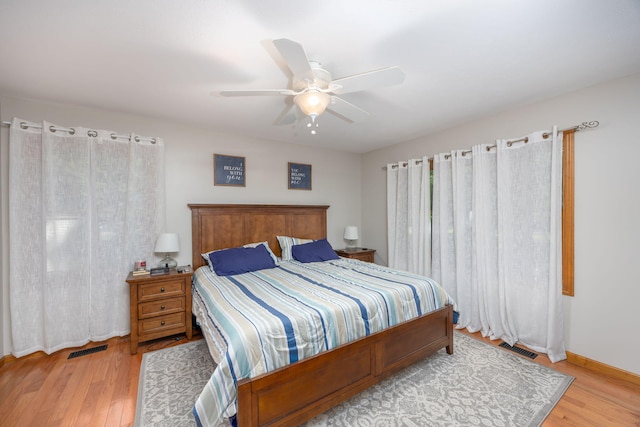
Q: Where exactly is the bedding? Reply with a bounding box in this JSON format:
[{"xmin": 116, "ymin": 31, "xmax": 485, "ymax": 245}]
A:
[{"xmin": 191, "ymin": 257, "xmax": 456, "ymax": 427}]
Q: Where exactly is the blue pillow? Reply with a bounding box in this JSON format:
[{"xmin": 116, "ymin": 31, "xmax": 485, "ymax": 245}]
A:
[
  {"xmin": 292, "ymin": 239, "xmax": 339, "ymax": 263},
  {"xmin": 208, "ymin": 244, "xmax": 276, "ymax": 276}
]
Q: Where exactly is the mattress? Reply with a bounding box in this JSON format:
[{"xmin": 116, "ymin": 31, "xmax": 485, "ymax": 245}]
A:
[{"xmin": 191, "ymin": 258, "xmax": 456, "ymax": 427}]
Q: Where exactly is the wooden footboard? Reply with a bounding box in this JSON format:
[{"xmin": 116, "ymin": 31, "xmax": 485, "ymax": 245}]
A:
[{"xmin": 236, "ymin": 304, "xmax": 454, "ymax": 427}]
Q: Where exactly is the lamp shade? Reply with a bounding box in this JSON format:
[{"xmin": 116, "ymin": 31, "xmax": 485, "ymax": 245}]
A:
[
  {"xmin": 294, "ymin": 89, "xmax": 331, "ymax": 117},
  {"xmin": 154, "ymin": 233, "xmax": 180, "ymax": 253},
  {"xmin": 344, "ymin": 226, "xmax": 359, "ymax": 240}
]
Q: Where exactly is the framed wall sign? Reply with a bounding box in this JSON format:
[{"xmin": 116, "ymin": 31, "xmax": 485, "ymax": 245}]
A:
[
  {"xmin": 288, "ymin": 162, "xmax": 312, "ymax": 190},
  {"xmin": 214, "ymin": 154, "xmax": 245, "ymax": 186}
]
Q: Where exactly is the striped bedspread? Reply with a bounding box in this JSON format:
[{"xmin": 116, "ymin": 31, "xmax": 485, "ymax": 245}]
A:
[{"xmin": 192, "ymin": 258, "xmax": 455, "ymax": 427}]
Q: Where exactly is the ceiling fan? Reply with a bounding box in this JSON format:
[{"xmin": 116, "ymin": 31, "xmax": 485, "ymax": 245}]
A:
[{"xmin": 217, "ymin": 38, "xmax": 405, "ymax": 133}]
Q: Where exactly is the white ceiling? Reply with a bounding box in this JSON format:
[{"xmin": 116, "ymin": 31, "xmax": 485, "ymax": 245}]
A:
[{"xmin": 1, "ymin": 0, "xmax": 639, "ymax": 153}]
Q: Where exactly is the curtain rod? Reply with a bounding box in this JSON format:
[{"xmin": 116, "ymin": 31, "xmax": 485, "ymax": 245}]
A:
[
  {"xmin": 1, "ymin": 120, "xmax": 157, "ymax": 144},
  {"xmin": 387, "ymin": 121, "xmax": 599, "ymax": 168},
  {"xmin": 4, "ymin": 119, "xmax": 598, "ymax": 149}
]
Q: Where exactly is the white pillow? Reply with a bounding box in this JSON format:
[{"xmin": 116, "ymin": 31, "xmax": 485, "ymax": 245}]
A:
[
  {"xmin": 201, "ymin": 241, "xmax": 279, "ymax": 272},
  {"xmin": 276, "ymin": 235, "xmax": 313, "ymax": 261}
]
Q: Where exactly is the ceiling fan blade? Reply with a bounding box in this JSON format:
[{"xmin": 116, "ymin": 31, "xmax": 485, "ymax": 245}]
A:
[
  {"xmin": 273, "ymin": 102, "xmax": 298, "ymax": 126},
  {"xmin": 217, "ymin": 89, "xmax": 296, "ymax": 97},
  {"xmin": 327, "ymin": 96, "xmax": 370, "ymax": 123},
  {"xmin": 331, "ymin": 66, "xmax": 405, "ymax": 95},
  {"xmin": 272, "ymin": 38, "xmax": 315, "ymax": 83}
]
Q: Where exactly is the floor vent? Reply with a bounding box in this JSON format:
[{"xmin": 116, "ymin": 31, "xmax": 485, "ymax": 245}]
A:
[
  {"xmin": 499, "ymin": 342, "xmax": 538, "ymax": 359},
  {"xmin": 68, "ymin": 344, "xmax": 108, "ymax": 359}
]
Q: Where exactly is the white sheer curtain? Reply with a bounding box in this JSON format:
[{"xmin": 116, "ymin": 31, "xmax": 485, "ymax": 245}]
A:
[
  {"xmin": 9, "ymin": 118, "xmax": 165, "ymax": 357},
  {"xmin": 386, "ymin": 156, "xmax": 431, "ymax": 275},
  {"xmin": 432, "ymin": 150, "xmax": 473, "ymax": 320},
  {"xmin": 431, "ymin": 128, "xmax": 565, "ymax": 362}
]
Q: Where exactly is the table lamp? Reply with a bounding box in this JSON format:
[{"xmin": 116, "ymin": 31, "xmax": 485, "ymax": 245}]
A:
[
  {"xmin": 155, "ymin": 233, "xmax": 179, "ymax": 269},
  {"xmin": 344, "ymin": 226, "xmax": 359, "ymax": 250}
]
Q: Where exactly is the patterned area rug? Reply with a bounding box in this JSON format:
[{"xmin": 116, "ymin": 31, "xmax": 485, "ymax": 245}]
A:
[
  {"xmin": 135, "ymin": 340, "xmax": 216, "ymax": 427},
  {"xmin": 135, "ymin": 333, "xmax": 573, "ymax": 427}
]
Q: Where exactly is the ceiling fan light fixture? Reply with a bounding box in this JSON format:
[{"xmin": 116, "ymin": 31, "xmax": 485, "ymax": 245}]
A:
[
  {"xmin": 218, "ymin": 39, "xmax": 404, "ymax": 126},
  {"xmin": 294, "ymin": 89, "xmax": 331, "ymax": 117}
]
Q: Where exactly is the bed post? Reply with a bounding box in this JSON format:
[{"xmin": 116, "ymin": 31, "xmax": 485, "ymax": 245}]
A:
[{"xmin": 446, "ymin": 304, "xmax": 454, "ymax": 355}]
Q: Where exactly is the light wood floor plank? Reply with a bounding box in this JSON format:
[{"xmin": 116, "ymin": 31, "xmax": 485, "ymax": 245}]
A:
[{"xmin": 32, "ymin": 361, "xmax": 77, "ymax": 425}]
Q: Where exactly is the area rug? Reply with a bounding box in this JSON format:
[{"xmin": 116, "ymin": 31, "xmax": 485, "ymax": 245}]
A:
[
  {"xmin": 135, "ymin": 340, "xmax": 215, "ymax": 427},
  {"xmin": 135, "ymin": 333, "xmax": 573, "ymax": 427}
]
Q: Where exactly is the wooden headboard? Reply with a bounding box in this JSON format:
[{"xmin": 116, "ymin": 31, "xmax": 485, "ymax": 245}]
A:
[{"xmin": 188, "ymin": 204, "xmax": 330, "ymax": 269}]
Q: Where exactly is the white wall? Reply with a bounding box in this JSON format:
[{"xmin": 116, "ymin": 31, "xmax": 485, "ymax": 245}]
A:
[
  {"xmin": 361, "ymin": 72, "xmax": 640, "ymax": 375},
  {"xmin": 3, "ymin": 74, "xmax": 639, "ymax": 376},
  {"xmin": 0, "ymin": 95, "xmax": 362, "ymax": 357}
]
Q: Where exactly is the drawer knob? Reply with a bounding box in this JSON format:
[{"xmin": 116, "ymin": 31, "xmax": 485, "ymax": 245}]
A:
[
  {"xmin": 161, "ymin": 305, "xmax": 165, "ymax": 310},
  {"xmin": 160, "ymin": 287, "xmax": 165, "ymax": 292},
  {"xmin": 161, "ymin": 320, "xmax": 165, "ymax": 326}
]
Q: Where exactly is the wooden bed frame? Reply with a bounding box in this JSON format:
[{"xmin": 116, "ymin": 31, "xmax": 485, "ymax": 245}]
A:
[{"xmin": 189, "ymin": 204, "xmax": 454, "ymax": 427}]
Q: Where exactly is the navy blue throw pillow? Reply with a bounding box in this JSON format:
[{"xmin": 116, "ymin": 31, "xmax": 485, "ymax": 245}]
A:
[
  {"xmin": 292, "ymin": 239, "xmax": 339, "ymax": 263},
  {"xmin": 209, "ymin": 244, "xmax": 276, "ymax": 276}
]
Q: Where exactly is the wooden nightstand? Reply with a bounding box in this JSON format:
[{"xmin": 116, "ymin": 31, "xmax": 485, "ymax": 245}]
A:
[
  {"xmin": 335, "ymin": 248, "xmax": 376, "ymax": 263},
  {"xmin": 126, "ymin": 270, "xmax": 193, "ymax": 354}
]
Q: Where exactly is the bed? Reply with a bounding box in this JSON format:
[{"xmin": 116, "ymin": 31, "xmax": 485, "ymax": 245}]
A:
[{"xmin": 189, "ymin": 204, "xmax": 455, "ymax": 427}]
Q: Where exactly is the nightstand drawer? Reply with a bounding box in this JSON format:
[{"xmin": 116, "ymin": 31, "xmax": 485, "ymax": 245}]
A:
[
  {"xmin": 348, "ymin": 252, "xmax": 374, "ymax": 262},
  {"xmin": 138, "ymin": 312, "xmax": 186, "ymax": 335},
  {"xmin": 335, "ymin": 248, "xmax": 376, "ymax": 263},
  {"xmin": 138, "ymin": 296, "xmax": 185, "ymax": 319},
  {"xmin": 138, "ymin": 279, "xmax": 185, "ymax": 301}
]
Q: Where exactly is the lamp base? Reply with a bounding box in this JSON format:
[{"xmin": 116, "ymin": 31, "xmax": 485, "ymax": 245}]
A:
[{"xmin": 158, "ymin": 254, "xmax": 178, "ymax": 269}]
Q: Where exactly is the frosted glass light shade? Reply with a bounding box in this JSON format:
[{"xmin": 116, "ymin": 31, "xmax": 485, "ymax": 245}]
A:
[
  {"xmin": 294, "ymin": 90, "xmax": 331, "ymax": 117},
  {"xmin": 155, "ymin": 233, "xmax": 179, "ymax": 269}
]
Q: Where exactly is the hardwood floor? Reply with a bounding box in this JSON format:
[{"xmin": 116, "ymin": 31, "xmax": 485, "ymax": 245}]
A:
[
  {"xmin": 0, "ymin": 333, "xmax": 199, "ymax": 427},
  {"xmin": 1, "ymin": 329, "xmax": 638, "ymax": 426}
]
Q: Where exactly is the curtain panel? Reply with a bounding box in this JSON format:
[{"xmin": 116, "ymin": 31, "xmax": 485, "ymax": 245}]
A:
[
  {"xmin": 435, "ymin": 129, "xmax": 565, "ymax": 362},
  {"xmin": 9, "ymin": 118, "xmax": 165, "ymax": 357},
  {"xmin": 386, "ymin": 156, "xmax": 431, "ymax": 276},
  {"xmin": 432, "ymin": 150, "xmax": 474, "ymax": 327},
  {"xmin": 389, "ymin": 128, "xmax": 566, "ymax": 362}
]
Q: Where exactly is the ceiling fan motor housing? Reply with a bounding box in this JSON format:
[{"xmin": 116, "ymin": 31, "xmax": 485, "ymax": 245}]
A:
[{"xmin": 293, "ymin": 61, "xmax": 332, "ymax": 91}]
